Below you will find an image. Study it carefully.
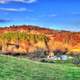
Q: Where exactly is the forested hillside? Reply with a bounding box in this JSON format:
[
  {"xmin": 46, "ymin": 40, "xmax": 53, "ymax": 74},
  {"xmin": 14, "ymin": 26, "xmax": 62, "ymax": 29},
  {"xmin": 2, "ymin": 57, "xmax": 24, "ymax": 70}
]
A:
[{"xmin": 0, "ymin": 25, "xmax": 80, "ymax": 53}]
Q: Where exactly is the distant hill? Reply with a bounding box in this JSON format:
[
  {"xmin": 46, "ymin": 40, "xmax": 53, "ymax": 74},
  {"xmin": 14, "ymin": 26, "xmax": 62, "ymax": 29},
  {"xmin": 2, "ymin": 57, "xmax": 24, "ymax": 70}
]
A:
[{"xmin": 0, "ymin": 25, "xmax": 80, "ymax": 53}]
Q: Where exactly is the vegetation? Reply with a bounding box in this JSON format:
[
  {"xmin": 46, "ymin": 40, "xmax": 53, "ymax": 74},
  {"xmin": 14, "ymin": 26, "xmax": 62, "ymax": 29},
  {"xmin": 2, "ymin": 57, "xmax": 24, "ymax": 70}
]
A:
[
  {"xmin": 0, "ymin": 31, "xmax": 49, "ymax": 53},
  {"xmin": 0, "ymin": 25, "xmax": 80, "ymax": 55},
  {"xmin": 73, "ymin": 54, "xmax": 80, "ymax": 66},
  {"xmin": 0, "ymin": 32, "xmax": 48, "ymax": 42},
  {"xmin": 0, "ymin": 55, "xmax": 80, "ymax": 80},
  {"xmin": 24, "ymin": 48, "xmax": 48, "ymax": 60}
]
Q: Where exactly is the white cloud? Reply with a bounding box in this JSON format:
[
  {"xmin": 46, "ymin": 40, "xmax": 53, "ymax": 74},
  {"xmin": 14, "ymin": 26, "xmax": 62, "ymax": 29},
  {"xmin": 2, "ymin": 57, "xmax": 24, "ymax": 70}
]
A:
[
  {"xmin": 0, "ymin": 1, "xmax": 6, "ymax": 4},
  {"xmin": 0, "ymin": 0, "xmax": 37, "ymax": 4},
  {"xmin": 26, "ymin": 0, "xmax": 37, "ymax": 3},
  {"xmin": 0, "ymin": 8, "xmax": 31, "ymax": 12}
]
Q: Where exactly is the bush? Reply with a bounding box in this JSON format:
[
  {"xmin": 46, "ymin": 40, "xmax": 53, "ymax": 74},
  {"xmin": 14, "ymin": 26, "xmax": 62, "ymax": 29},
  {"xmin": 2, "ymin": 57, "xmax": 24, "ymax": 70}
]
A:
[
  {"xmin": 40, "ymin": 59, "xmax": 54, "ymax": 63},
  {"xmin": 73, "ymin": 54, "xmax": 80, "ymax": 66},
  {"xmin": 40, "ymin": 59, "xmax": 48, "ymax": 63},
  {"xmin": 26, "ymin": 48, "xmax": 48, "ymax": 60}
]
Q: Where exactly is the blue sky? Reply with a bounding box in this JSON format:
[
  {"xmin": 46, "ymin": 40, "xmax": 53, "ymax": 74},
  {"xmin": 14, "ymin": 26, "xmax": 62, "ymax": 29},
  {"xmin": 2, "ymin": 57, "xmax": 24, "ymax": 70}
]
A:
[{"xmin": 0, "ymin": 0, "xmax": 80, "ymax": 31}]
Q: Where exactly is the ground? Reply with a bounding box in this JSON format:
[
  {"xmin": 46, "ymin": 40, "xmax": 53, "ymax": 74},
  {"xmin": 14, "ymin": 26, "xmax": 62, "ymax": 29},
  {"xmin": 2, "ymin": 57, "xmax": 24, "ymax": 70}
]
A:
[{"xmin": 0, "ymin": 55, "xmax": 80, "ymax": 80}]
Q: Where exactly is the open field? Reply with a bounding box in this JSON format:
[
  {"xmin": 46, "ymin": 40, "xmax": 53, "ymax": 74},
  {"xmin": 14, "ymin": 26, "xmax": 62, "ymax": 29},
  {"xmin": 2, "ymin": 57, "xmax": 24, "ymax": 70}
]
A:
[{"xmin": 0, "ymin": 55, "xmax": 80, "ymax": 80}]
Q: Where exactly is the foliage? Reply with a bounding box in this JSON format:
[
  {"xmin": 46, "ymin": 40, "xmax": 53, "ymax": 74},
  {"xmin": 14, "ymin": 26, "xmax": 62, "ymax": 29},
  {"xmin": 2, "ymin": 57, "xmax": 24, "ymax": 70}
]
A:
[
  {"xmin": 26, "ymin": 48, "xmax": 47, "ymax": 60},
  {"xmin": 0, "ymin": 31, "xmax": 49, "ymax": 42},
  {"xmin": 73, "ymin": 54, "xmax": 80, "ymax": 66},
  {"xmin": 40, "ymin": 59, "xmax": 54, "ymax": 63}
]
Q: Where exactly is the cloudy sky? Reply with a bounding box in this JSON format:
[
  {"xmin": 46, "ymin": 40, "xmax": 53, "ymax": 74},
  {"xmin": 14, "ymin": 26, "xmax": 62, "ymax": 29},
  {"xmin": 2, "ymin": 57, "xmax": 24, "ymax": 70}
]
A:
[{"xmin": 0, "ymin": 0, "xmax": 80, "ymax": 31}]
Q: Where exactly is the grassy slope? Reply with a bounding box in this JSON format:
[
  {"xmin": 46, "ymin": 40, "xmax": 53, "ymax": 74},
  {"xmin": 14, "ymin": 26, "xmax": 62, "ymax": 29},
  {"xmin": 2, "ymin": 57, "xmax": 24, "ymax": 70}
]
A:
[{"xmin": 0, "ymin": 55, "xmax": 80, "ymax": 80}]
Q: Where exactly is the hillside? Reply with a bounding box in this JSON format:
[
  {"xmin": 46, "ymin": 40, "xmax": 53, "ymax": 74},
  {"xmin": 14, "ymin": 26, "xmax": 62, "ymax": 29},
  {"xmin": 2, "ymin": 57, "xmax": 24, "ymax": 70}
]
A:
[
  {"xmin": 0, "ymin": 25, "xmax": 80, "ymax": 53},
  {"xmin": 0, "ymin": 55, "xmax": 80, "ymax": 80}
]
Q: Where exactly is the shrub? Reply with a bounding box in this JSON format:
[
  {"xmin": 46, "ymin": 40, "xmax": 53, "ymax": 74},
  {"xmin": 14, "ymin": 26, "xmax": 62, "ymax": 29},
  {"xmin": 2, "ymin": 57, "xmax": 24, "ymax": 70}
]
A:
[
  {"xmin": 73, "ymin": 54, "xmax": 80, "ymax": 66},
  {"xmin": 25, "ymin": 48, "xmax": 48, "ymax": 60},
  {"xmin": 40, "ymin": 59, "xmax": 48, "ymax": 63},
  {"xmin": 40, "ymin": 59, "xmax": 54, "ymax": 63}
]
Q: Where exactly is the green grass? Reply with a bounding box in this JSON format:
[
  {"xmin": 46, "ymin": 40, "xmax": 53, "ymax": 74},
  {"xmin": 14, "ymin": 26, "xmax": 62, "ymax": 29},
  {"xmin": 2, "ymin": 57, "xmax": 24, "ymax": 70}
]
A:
[{"xmin": 0, "ymin": 55, "xmax": 80, "ymax": 80}]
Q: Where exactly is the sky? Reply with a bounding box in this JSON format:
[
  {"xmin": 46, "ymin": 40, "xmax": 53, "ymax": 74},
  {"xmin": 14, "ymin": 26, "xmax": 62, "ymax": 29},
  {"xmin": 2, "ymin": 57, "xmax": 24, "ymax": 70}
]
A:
[{"xmin": 0, "ymin": 0, "xmax": 80, "ymax": 31}]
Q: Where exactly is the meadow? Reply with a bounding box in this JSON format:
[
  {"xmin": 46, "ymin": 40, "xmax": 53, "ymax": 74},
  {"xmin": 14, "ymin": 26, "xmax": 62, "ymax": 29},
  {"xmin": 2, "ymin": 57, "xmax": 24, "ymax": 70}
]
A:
[{"xmin": 0, "ymin": 55, "xmax": 80, "ymax": 80}]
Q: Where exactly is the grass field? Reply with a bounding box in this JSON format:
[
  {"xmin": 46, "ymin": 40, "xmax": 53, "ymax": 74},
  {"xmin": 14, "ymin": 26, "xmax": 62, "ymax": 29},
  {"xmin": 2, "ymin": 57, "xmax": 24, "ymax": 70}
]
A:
[{"xmin": 0, "ymin": 55, "xmax": 80, "ymax": 80}]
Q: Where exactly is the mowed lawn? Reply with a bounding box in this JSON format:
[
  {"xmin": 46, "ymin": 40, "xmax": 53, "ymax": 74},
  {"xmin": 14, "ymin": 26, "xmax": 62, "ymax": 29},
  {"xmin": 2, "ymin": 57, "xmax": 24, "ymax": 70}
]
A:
[{"xmin": 0, "ymin": 55, "xmax": 80, "ymax": 80}]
